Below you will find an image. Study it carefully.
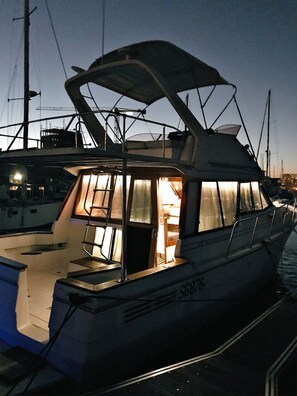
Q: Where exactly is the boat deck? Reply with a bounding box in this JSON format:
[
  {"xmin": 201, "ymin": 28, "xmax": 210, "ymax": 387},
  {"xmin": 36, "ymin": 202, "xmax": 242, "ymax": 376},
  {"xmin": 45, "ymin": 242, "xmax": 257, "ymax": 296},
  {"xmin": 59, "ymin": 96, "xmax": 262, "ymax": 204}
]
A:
[
  {"xmin": 0, "ymin": 289, "xmax": 296, "ymax": 395},
  {"xmin": 97, "ymin": 289, "xmax": 297, "ymax": 396}
]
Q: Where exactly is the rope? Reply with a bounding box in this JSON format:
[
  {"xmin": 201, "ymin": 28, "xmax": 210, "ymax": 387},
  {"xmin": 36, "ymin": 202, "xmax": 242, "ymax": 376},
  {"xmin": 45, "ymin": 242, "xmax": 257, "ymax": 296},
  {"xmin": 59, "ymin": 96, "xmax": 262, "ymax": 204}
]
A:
[{"xmin": 6, "ymin": 302, "xmax": 81, "ymax": 395}]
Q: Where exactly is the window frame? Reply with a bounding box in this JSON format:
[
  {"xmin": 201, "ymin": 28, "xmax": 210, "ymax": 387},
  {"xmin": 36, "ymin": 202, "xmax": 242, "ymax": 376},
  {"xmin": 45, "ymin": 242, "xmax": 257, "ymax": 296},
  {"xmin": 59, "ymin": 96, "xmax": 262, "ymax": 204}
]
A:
[
  {"xmin": 196, "ymin": 180, "xmax": 272, "ymax": 235},
  {"xmin": 128, "ymin": 176, "xmax": 153, "ymax": 225},
  {"xmin": 72, "ymin": 171, "xmax": 130, "ymax": 225},
  {"xmin": 198, "ymin": 181, "xmax": 225, "ymax": 233},
  {"xmin": 239, "ymin": 181, "xmax": 271, "ymax": 214}
]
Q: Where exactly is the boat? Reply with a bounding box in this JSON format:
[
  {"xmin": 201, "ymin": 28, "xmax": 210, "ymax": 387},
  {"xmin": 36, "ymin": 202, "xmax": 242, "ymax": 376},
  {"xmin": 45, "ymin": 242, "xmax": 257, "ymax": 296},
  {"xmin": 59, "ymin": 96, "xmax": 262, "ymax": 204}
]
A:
[
  {"xmin": 0, "ymin": 40, "xmax": 296, "ymax": 389},
  {"xmin": 0, "ymin": 0, "xmax": 67, "ymax": 233},
  {"xmin": 0, "ymin": 163, "xmax": 71, "ymax": 232},
  {"xmin": 256, "ymin": 90, "xmax": 294, "ymax": 201}
]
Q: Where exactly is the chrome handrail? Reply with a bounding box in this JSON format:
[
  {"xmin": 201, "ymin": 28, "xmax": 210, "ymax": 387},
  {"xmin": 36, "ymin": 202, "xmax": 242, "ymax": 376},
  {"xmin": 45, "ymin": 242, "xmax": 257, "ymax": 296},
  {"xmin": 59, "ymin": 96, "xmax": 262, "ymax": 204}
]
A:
[
  {"xmin": 250, "ymin": 217, "xmax": 259, "ymax": 248},
  {"xmin": 268, "ymin": 210, "xmax": 276, "ymax": 239},
  {"xmin": 226, "ymin": 201, "xmax": 295, "ymax": 257},
  {"xmin": 104, "ymin": 110, "xmax": 183, "ymax": 158},
  {"xmin": 292, "ymin": 197, "xmax": 297, "ymax": 221}
]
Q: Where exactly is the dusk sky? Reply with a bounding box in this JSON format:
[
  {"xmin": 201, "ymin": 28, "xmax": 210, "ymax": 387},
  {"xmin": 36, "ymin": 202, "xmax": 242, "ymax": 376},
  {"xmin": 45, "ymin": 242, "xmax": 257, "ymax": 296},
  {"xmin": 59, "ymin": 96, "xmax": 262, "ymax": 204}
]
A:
[{"xmin": 0, "ymin": 0, "xmax": 296, "ymax": 174}]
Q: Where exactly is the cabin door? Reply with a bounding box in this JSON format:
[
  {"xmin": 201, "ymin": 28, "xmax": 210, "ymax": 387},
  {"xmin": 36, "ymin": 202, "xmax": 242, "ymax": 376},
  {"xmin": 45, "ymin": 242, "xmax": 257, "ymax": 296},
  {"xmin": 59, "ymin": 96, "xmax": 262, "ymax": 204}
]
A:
[
  {"xmin": 126, "ymin": 177, "xmax": 157, "ymax": 275},
  {"xmin": 156, "ymin": 177, "xmax": 182, "ymax": 264},
  {"xmin": 126, "ymin": 175, "xmax": 182, "ymax": 272}
]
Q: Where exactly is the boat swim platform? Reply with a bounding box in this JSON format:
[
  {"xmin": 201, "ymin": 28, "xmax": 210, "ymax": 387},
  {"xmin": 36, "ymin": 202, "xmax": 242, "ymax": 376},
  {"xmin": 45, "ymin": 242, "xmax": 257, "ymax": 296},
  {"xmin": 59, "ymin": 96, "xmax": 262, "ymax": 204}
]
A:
[{"xmin": 97, "ymin": 289, "xmax": 297, "ymax": 396}]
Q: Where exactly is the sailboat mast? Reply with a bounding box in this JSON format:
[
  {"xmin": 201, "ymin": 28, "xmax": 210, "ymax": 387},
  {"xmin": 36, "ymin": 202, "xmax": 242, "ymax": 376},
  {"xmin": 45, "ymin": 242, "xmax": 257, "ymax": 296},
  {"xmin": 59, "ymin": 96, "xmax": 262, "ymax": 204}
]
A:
[
  {"xmin": 266, "ymin": 89, "xmax": 271, "ymax": 177},
  {"xmin": 23, "ymin": 0, "xmax": 30, "ymax": 150}
]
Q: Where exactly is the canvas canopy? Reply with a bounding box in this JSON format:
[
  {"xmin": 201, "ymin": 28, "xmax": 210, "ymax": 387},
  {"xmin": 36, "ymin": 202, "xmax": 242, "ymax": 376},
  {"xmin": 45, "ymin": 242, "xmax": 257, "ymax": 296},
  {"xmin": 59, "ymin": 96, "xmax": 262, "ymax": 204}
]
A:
[{"xmin": 88, "ymin": 40, "xmax": 229, "ymax": 105}]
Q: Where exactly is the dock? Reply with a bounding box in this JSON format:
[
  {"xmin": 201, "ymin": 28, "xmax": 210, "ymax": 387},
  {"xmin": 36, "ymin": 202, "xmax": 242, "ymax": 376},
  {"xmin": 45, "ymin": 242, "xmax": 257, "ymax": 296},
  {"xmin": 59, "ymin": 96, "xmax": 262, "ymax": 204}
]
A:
[{"xmin": 95, "ymin": 289, "xmax": 297, "ymax": 396}]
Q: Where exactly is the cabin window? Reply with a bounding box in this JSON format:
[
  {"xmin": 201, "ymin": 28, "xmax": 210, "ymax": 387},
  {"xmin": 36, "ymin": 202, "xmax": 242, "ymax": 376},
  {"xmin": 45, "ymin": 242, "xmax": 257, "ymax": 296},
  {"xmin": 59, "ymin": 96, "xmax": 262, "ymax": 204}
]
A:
[
  {"xmin": 74, "ymin": 174, "xmax": 97, "ymax": 216},
  {"xmin": 199, "ymin": 182, "xmax": 222, "ymax": 231},
  {"xmin": 92, "ymin": 226, "xmax": 122, "ymax": 262},
  {"xmin": 218, "ymin": 182, "xmax": 238, "ymax": 226},
  {"xmin": 253, "ymin": 181, "xmax": 269, "ymax": 210},
  {"xmin": 251, "ymin": 181, "xmax": 263, "ymax": 210},
  {"xmin": 259, "ymin": 186, "xmax": 270, "ymax": 209},
  {"xmin": 240, "ymin": 181, "xmax": 269, "ymax": 213},
  {"xmin": 74, "ymin": 173, "xmax": 131, "ymax": 219},
  {"xmin": 129, "ymin": 179, "xmax": 151, "ymax": 223},
  {"xmin": 111, "ymin": 175, "xmax": 131, "ymax": 219},
  {"xmin": 240, "ymin": 182, "xmax": 254, "ymax": 212}
]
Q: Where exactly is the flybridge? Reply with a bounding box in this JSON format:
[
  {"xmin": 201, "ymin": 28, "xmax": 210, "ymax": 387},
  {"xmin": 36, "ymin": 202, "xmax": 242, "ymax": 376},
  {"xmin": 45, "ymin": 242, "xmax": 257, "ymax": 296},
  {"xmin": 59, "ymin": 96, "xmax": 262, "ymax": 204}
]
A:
[
  {"xmin": 66, "ymin": 40, "xmax": 230, "ymax": 147},
  {"xmin": 62, "ymin": 41, "xmax": 260, "ymax": 178},
  {"xmin": 0, "ymin": 41, "xmax": 260, "ymax": 180},
  {"xmin": 87, "ymin": 40, "xmax": 229, "ymax": 104}
]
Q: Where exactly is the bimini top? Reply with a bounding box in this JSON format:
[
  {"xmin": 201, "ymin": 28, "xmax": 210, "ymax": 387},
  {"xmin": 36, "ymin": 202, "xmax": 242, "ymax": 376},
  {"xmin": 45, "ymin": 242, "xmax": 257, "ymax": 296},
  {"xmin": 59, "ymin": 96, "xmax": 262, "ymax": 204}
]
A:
[{"xmin": 87, "ymin": 40, "xmax": 229, "ymax": 105}]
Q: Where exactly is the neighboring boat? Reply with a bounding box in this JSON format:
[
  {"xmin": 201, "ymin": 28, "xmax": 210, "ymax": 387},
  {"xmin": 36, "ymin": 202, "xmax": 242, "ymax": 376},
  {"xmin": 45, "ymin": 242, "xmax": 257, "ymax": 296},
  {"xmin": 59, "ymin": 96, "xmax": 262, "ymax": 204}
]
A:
[
  {"xmin": 0, "ymin": 40, "xmax": 296, "ymax": 389},
  {"xmin": 0, "ymin": 163, "xmax": 71, "ymax": 232},
  {"xmin": 256, "ymin": 90, "xmax": 294, "ymax": 201},
  {"xmin": 0, "ymin": 191, "xmax": 64, "ymax": 233},
  {"xmin": 0, "ymin": 0, "xmax": 67, "ymax": 233}
]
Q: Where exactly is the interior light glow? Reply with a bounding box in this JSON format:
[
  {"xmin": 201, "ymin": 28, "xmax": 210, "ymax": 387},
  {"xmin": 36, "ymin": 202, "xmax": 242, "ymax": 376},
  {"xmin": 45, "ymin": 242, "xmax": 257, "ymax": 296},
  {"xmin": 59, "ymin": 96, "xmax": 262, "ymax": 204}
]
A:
[{"xmin": 14, "ymin": 172, "xmax": 23, "ymax": 182}]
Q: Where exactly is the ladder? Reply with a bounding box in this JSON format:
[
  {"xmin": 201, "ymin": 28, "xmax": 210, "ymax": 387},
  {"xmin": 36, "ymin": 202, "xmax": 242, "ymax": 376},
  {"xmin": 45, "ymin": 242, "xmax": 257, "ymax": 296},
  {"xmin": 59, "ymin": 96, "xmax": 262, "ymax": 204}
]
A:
[{"xmin": 82, "ymin": 172, "xmax": 117, "ymax": 262}]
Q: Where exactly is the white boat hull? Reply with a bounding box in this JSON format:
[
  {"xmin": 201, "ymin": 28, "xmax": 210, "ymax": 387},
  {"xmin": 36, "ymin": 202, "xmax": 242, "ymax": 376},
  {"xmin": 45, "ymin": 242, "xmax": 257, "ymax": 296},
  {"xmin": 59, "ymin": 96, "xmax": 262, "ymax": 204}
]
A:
[
  {"xmin": 0, "ymin": 219, "xmax": 292, "ymax": 386},
  {"xmin": 0, "ymin": 201, "xmax": 62, "ymax": 232},
  {"xmin": 45, "ymin": 228, "xmax": 290, "ymax": 385}
]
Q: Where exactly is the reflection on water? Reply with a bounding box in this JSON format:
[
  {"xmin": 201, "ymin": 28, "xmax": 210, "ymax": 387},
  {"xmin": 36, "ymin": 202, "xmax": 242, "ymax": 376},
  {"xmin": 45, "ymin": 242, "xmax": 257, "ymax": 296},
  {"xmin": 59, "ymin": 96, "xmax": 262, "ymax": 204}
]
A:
[{"xmin": 278, "ymin": 229, "xmax": 297, "ymax": 290}]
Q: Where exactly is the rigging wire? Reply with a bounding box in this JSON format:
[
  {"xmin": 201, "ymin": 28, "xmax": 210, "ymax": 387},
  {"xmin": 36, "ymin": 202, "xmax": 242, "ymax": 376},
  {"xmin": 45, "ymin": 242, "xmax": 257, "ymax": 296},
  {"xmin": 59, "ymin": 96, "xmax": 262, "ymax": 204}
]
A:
[
  {"xmin": 0, "ymin": 11, "xmax": 23, "ymax": 125},
  {"xmin": 233, "ymin": 96, "xmax": 256, "ymax": 158},
  {"xmin": 45, "ymin": 0, "xmax": 68, "ymax": 80},
  {"xmin": 101, "ymin": 0, "xmax": 105, "ymax": 64},
  {"xmin": 209, "ymin": 86, "xmax": 237, "ymax": 130},
  {"xmin": 256, "ymin": 92, "xmax": 269, "ymax": 160}
]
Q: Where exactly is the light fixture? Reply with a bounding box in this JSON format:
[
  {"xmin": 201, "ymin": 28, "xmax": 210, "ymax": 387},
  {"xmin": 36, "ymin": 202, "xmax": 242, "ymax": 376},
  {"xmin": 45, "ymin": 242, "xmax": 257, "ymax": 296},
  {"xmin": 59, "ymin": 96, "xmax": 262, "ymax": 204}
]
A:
[{"xmin": 13, "ymin": 172, "xmax": 23, "ymax": 183}]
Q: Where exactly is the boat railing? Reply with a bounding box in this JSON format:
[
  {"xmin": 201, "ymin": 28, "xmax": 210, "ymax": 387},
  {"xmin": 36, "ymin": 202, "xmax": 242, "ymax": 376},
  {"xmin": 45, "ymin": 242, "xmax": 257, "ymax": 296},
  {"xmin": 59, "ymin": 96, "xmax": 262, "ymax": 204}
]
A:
[
  {"xmin": 104, "ymin": 109, "xmax": 184, "ymax": 151},
  {"xmin": 0, "ymin": 110, "xmax": 184, "ymax": 156},
  {"xmin": 226, "ymin": 201, "xmax": 296, "ymax": 257},
  {"xmin": 0, "ymin": 112, "xmax": 94, "ymax": 151}
]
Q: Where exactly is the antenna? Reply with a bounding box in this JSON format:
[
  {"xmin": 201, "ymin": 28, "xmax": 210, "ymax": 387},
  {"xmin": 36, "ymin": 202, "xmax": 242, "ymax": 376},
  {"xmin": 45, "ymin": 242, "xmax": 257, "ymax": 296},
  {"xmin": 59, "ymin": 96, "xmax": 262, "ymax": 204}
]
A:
[
  {"xmin": 281, "ymin": 159, "xmax": 284, "ymax": 177},
  {"xmin": 101, "ymin": 0, "xmax": 105, "ymax": 64}
]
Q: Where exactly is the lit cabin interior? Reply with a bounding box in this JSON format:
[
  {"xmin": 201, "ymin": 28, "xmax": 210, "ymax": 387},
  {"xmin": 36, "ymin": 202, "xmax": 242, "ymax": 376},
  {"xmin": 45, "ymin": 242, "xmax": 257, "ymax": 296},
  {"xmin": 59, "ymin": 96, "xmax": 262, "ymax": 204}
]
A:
[
  {"xmin": 16, "ymin": 170, "xmax": 183, "ymax": 339},
  {"xmin": 16, "ymin": 171, "xmax": 270, "ymax": 341}
]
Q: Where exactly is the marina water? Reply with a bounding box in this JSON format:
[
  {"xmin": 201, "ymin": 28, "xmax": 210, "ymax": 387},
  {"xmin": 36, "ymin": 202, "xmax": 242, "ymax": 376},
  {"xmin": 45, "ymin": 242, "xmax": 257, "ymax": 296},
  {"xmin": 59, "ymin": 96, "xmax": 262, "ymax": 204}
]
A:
[{"xmin": 278, "ymin": 229, "xmax": 297, "ymax": 291}]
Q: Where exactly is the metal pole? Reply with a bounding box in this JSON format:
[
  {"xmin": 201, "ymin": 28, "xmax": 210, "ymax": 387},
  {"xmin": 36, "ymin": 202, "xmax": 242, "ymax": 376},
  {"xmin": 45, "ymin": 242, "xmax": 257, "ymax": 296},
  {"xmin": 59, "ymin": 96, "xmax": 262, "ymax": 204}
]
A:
[
  {"xmin": 121, "ymin": 115, "xmax": 127, "ymax": 282},
  {"xmin": 23, "ymin": 0, "xmax": 29, "ymax": 149}
]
